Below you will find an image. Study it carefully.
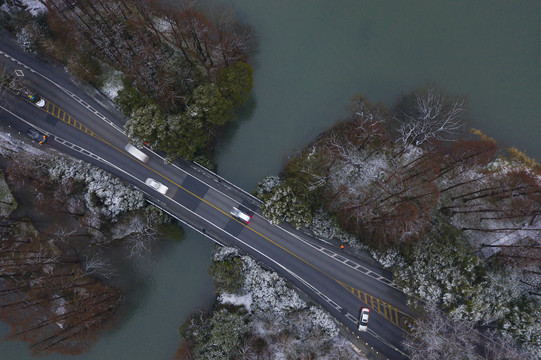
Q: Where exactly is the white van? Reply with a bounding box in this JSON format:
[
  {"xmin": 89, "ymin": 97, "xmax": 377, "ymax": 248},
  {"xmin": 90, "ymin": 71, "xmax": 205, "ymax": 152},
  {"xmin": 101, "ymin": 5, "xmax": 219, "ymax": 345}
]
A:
[{"xmin": 125, "ymin": 144, "xmax": 149, "ymax": 163}]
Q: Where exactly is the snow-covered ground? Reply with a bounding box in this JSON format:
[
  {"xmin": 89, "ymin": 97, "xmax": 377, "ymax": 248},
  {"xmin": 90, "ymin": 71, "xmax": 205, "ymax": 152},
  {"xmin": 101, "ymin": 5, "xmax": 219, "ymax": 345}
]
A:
[
  {"xmin": 0, "ymin": 130, "xmax": 45, "ymax": 156},
  {"xmin": 20, "ymin": 0, "xmax": 46, "ymax": 16},
  {"xmin": 218, "ymin": 293, "xmax": 252, "ymax": 312},
  {"xmin": 213, "ymin": 246, "xmax": 368, "ymax": 360},
  {"xmin": 100, "ymin": 69, "xmax": 123, "ymax": 101}
]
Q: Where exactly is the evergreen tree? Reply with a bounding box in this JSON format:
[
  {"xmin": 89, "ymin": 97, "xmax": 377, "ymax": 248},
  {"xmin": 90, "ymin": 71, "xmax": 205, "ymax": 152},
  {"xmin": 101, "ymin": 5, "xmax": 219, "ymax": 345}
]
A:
[
  {"xmin": 165, "ymin": 113, "xmax": 210, "ymax": 161},
  {"xmin": 125, "ymin": 103, "xmax": 167, "ymax": 147},
  {"xmin": 260, "ymin": 182, "xmax": 312, "ymax": 229},
  {"xmin": 188, "ymin": 83, "xmax": 234, "ymax": 126},
  {"xmin": 217, "ymin": 61, "xmax": 253, "ymax": 108}
]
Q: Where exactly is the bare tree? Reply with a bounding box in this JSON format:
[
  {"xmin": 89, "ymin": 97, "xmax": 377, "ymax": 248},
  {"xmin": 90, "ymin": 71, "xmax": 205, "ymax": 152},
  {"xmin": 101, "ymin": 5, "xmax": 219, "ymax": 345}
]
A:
[
  {"xmin": 5, "ymin": 152, "xmax": 47, "ymax": 188},
  {"xmin": 124, "ymin": 213, "xmax": 159, "ymax": 259},
  {"xmin": 394, "ymin": 86, "xmax": 466, "ymax": 147},
  {"xmin": 82, "ymin": 252, "xmax": 114, "ymax": 280},
  {"xmin": 237, "ymin": 337, "xmax": 255, "ymax": 360},
  {"xmin": 443, "ymin": 171, "xmax": 541, "ymax": 229},
  {"xmin": 208, "ymin": 4, "xmax": 255, "ymax": 68},
  {"xmin": 404, "ymin": 304, "xmax": 480, "ymax": 360},
  {"xmin": 487, "ymin": 237, "xmax": 541, "ymax": 297},
  {"xmin": 404, "ymin": 304, "xmax": 531, "ymax": 360},
  {"xmin": 0, "ymin": 223, "xmax": 121, "ymax": 355},
  {"xmin": 480, "ymin": 329, "xmax": 532, "ymax": 360},
  {"xmin": 346, "ymin": 94, "xmax": 389, "ymax": 148}
]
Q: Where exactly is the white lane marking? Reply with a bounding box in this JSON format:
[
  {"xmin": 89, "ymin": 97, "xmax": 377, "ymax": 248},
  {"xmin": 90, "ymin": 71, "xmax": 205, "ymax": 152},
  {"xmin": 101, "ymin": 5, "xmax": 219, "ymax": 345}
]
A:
[
  {"xmin": 0, "ymin": 111, "xmax": 321, "ymax": 306},
  {"xmin": 145, "ymin": 150, "xmax": 402, "ymax": 291},
  {"xmin": 0, "ymin": 105, "xmax": 105, "ymax": 163},
  {"xmin": 0, "ymin": 49, "xmax": 400, "ymax": 293},
  {"xmin": 269, "ymin": 224, "xmax": 401, "ymax": 290},
  {"xmin": 366, "ymin": 328, "xmax": 411, "ymax": 358},
  {"xmin": 0, "ymin": 49, "xmax": 124, "ymax": 133},
  {"xmin": 1, "ymin": 105, "xmax": 408, "ymax": 360},
  {"xmin": 94, "ymin": 98, "xmax": 106, "ymax": 107}
]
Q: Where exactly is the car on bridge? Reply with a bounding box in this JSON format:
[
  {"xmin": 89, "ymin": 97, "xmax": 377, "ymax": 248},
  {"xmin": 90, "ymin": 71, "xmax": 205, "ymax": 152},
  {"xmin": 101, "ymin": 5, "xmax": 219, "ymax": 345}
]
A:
[
  {"xmin": 358, "ymin": 307, "xmax": 370, "ymax": 331},
  {"xmin": 125, "ymin": 144, "xmax": 149, "ymax": 163},
  {"xmin": 26, "ymin": 127, "xmax": 47, "ymax": 144},
  {"xmin": 231, "ymin": 207, "xmax": 251, "ymax": 224},
  {"xmin": 145, "ymin": 178, "xmax": 168, "ymax": 195}
]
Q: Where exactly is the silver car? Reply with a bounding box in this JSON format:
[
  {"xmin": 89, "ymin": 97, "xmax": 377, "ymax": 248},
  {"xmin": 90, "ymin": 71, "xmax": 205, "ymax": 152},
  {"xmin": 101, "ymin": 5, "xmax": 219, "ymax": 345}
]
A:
[
  {"xmin": 125, "ymin": 144, "xmax": 150, "ymax": 163},
  {"xmin": 145, "ymin": 178, "xmax": 168, "ymax": 195}
]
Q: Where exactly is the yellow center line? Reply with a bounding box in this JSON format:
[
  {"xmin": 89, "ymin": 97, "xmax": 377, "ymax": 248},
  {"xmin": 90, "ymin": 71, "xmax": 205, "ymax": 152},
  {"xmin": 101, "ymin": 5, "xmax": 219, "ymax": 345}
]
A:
[
  {"xmin": 43, "ymin": 100, "xmax": 412, "ymax": 330},
  {"xmin": 43, "ymin": 100, "xmax": 99, "ymax": 139},
  {"xmin": 51, "ymin": 106, "xmax": 345, "ymax": 284},
  {"xmin": 338, "ymin": 280, "xmax": 415, "ymax": 329}
]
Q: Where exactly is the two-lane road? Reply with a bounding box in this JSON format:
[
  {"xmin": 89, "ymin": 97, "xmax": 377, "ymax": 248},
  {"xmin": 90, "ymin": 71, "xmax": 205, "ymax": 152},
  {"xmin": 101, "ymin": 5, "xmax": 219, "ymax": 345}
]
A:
[{"xmin": 0, "ymin": 34, "xmax": 412, "ymax": 359}]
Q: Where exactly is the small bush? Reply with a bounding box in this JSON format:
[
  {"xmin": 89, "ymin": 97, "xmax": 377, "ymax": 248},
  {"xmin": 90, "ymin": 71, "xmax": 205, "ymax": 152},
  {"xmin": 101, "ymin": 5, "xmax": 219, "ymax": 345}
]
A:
[
  {"xmin": 194, "ymin": 155, "xmax": 217, "ymax": 172},
  {"xmin": 0, "ymin": 9, "xmax": 30, "ymax": 34},
  {"xmin": 115, "ymin": 79, "xmax": 150, "ymax": 117},
  {"xmin": 209, "ymin": 256, "xmax": 244, "ymax": 293}
]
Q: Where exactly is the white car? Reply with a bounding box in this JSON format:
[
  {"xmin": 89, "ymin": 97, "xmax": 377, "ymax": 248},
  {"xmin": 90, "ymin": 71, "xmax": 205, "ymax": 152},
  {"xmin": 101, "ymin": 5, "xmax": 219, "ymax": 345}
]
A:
[
  {"xmin": 125, "ymin": 144, "xmax": 150, "ymax": 163},
  {"xmin": 145, "ymin": 178, "xmax": 168, "ymax": 195},
  {"xmin": 358, "ymin": 307, "xmax": 370, "ymax": 331},
  {"xmin": 231, "ymin": 207, "xmax": 251, "ymax": 224}
]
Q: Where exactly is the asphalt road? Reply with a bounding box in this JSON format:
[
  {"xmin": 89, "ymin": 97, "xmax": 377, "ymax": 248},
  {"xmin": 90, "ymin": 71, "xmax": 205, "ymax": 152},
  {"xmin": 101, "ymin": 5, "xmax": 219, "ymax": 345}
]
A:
[{"xmin": 0, "ymin": 32, "xmax": 413, "ymax": 360}]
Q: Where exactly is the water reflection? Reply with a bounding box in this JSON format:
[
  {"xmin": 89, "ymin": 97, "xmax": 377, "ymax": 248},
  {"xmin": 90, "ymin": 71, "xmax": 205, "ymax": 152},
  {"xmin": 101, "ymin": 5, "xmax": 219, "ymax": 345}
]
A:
[
  {"xmin": 0, "ymin": 229, "xmax": 215, "ymax": 360},
  {"xmin": 211, "ymin": 0, "xmax": 541, "ymax": 191}
]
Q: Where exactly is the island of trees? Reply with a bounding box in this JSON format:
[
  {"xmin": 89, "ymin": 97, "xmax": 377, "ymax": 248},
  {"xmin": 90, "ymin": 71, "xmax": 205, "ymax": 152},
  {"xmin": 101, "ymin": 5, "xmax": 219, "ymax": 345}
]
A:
[
  {"xmin": 175, "ymin": 86, "xmax": 540, "ymax": 360},
  {"xmin": 176, "ymin": 246, "xmax": 363, "ymax": 360},
  {"xmin": 253, "ymin": 86, "xmax": 540, "ymax": 359}
]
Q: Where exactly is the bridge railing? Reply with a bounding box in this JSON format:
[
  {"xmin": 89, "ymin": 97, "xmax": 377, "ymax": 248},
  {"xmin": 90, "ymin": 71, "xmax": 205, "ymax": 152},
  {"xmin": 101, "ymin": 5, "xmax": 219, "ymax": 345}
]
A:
[{"xmin": 192, "ymin": 160, "xmax": 263, "ymax": 206}]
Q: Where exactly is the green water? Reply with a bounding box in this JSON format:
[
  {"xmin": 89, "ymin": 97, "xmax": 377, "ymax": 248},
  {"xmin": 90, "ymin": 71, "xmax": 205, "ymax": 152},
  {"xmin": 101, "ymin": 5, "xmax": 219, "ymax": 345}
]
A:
[
  {"xmin": 0, "ymin": 229, "xmax": 215, "ymax": 360},
  {"xmin": 1, "ymin": 1, "xmax": 540, "ymax": 359},
  {"xmin": 213, "ymin": 0, "xmax": 541, "ymax": 190}
]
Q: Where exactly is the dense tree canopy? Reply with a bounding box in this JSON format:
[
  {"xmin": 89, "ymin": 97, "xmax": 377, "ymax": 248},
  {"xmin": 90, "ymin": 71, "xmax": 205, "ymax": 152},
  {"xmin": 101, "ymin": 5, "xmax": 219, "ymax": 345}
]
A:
[
  {"xmin": 268, "ymin": 88, "xmax": 541, "ymax": 357},
  {"xmin": 217, "ymin": 61, "xmax": 254, "ymax": 108},
  {"xmin": 187, "ymin": 83, "xmax": 234, "ymax": 127},
  {"xmin": 124, "ymin": 60, "xmax": 253, "ymax": 160},
  {"xmin": 7, "ymin": 0, "xmax": 255, "ymax": 162},
  {"xmin": 260, "ymin": 181, "xmax": 313, "ymax": 229},
  {"xmin": 179, "ymin": 309, "xmax": 249, "ymax": 360},
  {"xmin": 125, "ymin": 103, "xmax": 166, "ymax": 148}
]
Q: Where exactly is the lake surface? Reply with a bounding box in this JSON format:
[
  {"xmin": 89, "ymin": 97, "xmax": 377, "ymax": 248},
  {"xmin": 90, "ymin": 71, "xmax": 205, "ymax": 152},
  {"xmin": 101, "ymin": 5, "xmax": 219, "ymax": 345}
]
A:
[
  {"xmin": 212, "ymin": 0, "xmax": 541, "ymax": 191},
  {"xmin": 2, "ymin": 1, "xmax": 541, "ymax": 359}
]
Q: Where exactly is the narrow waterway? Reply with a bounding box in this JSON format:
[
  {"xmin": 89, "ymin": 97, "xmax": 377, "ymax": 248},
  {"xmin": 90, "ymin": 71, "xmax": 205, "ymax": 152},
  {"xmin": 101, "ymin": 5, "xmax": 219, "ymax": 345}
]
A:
[{"xmin": 2, "ymin": 1, "xmax": 540, "ymax": 359}]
